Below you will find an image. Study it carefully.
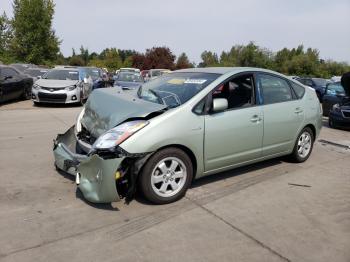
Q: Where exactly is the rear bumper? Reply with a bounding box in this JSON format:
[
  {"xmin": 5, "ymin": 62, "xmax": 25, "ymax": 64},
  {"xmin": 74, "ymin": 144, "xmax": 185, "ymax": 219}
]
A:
[{"xmin": 53, "ymin": 126, "xmax": 124, "ymax": 203}]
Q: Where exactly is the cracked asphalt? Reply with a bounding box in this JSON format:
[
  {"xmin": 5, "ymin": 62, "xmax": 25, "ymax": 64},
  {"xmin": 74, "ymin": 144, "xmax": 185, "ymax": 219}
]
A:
[{"xmin": 0, "ymin": 100, "xmax": 349, "ymax": 262}]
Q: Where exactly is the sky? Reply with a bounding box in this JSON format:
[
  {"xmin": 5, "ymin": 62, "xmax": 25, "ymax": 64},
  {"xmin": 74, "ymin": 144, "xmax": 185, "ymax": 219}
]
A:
[{"xmin": 1, "ymin": 0, "xmax": 349, "ymax": 63}]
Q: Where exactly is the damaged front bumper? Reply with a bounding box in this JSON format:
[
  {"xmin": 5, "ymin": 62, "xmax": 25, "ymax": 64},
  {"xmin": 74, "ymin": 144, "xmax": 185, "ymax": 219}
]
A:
[{"xmin": 53, "ymin": 126, "xmax": 124, "ymax": 203}]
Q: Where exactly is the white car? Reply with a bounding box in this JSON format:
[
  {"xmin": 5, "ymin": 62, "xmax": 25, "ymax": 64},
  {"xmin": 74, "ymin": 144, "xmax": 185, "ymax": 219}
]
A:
[{"xmin": 31, "ymin": 67, "xmax": 93, "ymax": 105}]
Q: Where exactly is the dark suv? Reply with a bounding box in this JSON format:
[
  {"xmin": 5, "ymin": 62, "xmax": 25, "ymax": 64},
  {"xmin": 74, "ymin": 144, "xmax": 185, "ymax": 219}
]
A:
[{"xmin": 298, "ymin": 77, "xmax": 328, "ymax": 101}]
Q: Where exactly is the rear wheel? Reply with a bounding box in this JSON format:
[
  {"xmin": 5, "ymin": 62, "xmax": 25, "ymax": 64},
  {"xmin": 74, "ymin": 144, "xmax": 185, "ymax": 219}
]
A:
[
  {"xmin": 290, "ymin": 127, "xmax": 314, "ymax": 163},
  {"xmin": 139, "ymin": 148, "xmax": 193, "ymax": 204}
]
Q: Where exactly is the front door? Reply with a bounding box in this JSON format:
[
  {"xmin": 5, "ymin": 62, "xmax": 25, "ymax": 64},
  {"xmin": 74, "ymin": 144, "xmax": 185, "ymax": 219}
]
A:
[{"xmin": 204, "ymin": 73, "xmax": 263, "ymax": 172}]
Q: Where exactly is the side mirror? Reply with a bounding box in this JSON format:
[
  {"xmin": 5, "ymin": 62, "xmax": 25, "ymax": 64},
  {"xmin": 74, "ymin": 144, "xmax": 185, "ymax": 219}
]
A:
[
  {"xmin": 212, "ymin": 98, "xmax": 228, "ymax": 113},
  {"xmin": 37, "ymin": 75, "xmax": 42, "ymax": 79},
  {"xmin": 4, "ymin": 75, "xmax": 13, "ymax": 80}
]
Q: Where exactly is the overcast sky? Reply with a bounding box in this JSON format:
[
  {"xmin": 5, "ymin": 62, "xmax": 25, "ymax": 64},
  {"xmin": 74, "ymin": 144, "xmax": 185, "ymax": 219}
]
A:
[{"xmin": 1, "ymin": 0, "xmax": 349, "ymax": 63}]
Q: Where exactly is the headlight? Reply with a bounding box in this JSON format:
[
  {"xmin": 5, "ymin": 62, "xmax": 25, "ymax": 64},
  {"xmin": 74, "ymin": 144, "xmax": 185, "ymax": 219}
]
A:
[
  {"xmin": 92, "ymin": 120, "xmax": 149, "ymax": 150},
  {"xmin": 65, "ymin": 85, "xmax": 77, "ymax": 91},
  {"xmin": 332, "ymin": 104, "xmax": 340, "ymax": 112},
  {"xmin": 33, "ymin": 84, "xmax": 41, "ymax": 90}
]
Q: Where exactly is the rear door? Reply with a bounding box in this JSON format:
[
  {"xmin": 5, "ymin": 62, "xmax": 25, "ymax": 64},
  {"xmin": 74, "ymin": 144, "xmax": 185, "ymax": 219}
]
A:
[
  {"xmin": 256, "ymin": 73, "xmax": 304, "ymax": 156},
  {"xmin": 204, "ymin": 73, "xmax": 263, "ymax": 172}
]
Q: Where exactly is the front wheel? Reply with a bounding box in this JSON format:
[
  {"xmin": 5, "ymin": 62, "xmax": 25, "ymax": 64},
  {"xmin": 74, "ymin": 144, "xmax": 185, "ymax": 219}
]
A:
[
  {"xmin": 289, "ymin": 127, "xmax": 314, "ymax": 163},
  {"xmin": 139, "ymin": 148, "xmax": 193, "ymax": 204}
]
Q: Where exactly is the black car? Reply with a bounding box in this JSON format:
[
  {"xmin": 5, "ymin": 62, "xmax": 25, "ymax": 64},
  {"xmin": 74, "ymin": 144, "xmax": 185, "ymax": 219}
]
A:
[
  {"xmin": 322, "ymin": 81, "xmax": 350, "ymax": 128},
  {"xmin": 0, "ymin": 65, "xmax": 33, "ymax": 103},
  {"xmin": 298, "ymin": 77, "xmax": 328, "ymax": 101}
]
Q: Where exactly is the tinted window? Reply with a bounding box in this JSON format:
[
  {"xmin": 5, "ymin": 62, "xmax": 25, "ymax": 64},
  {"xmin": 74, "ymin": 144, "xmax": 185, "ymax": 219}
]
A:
[
  {"xmin": 212, "ymin": 74, "xmax": 254, "ymax": 109},
  {"xmin": 258, "ymin": 74, "xmax": 292, "ymax": 104},
  {"xmin": 326, "ymin": 82, "xmax": 345, "ymax": 96},
  {"xmin": 290, "ymin": 81, "xmax": 305, "ymax": 98}
]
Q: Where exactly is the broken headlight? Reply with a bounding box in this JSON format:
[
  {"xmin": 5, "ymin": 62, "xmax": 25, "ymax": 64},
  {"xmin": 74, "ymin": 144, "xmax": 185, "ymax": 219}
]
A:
[{"xmin": 92, "ymin": 120, "xmax": 149, "ymax": 150}]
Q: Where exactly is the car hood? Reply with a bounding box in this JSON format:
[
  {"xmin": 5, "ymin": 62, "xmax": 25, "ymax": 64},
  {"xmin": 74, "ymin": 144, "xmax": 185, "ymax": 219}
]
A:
[
  {"xmin": 36, "ymin": 79, "xmax": 79, "ymax": 88},
  {"xmin": 81, "ymin": 88, "xmax": 167, "ymax": 138},
  {"xmin": 114, "ymin": 81, "xmax": 142, "ymax": 89}
]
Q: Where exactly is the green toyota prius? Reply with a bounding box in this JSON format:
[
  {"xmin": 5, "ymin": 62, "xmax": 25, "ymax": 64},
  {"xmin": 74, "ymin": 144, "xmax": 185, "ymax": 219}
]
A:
[{"xmin": 53, "ymin": 67, "xmax": 322, "ymax": 204}]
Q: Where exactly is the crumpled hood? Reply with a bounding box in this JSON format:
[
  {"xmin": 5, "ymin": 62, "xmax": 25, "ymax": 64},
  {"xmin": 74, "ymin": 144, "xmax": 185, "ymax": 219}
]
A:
[
  {"xmin": 81, "ymin": 88, "xmax": 167, "ymax": 138},
  {"xmin": 36, "ymin": 79, "xmax": 79, "ymax": 88}
]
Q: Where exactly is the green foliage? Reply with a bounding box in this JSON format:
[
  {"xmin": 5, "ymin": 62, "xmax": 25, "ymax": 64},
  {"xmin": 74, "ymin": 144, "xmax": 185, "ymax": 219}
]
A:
[
  {"xmin": 200, "ymin": 43, "xmax": 350, "ymax": 78},
  {"xmin": 10, "ymin": 0, "xmax": 60, "ymax": 64},
  {"xmin": 176, "ymin": 52, "xmax": 193, "ymax": 69},
  {"xmin": 0, "ymin": 12, "xmax": 14, "ymax": 63}
]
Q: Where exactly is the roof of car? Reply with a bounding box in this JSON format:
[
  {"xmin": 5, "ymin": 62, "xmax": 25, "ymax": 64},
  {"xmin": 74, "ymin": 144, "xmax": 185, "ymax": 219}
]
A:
[{"xmin": 175, "ymin": 67, "xmax": 282, "ymax": 75}]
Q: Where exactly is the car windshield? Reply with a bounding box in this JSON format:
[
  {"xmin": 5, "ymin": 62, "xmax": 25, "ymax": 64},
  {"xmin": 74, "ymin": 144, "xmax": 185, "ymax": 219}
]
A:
[
  {"xmin": 313, "ymin": 78, "xmax": 328, "ymax": 87},
  {"xmin": 138, "ymin": 72, "xmax": 220, "ymax": 108},
  {"xmin": 117, "ymin": 72, "xmax": 143, "ymax": 82},
  {"xmin": 43, "ymin": 70, "xmax": 79, "ymax": 80},
  {"xmin": 24, "ymin": 69, "xmax": 48, "ymax": 77}
]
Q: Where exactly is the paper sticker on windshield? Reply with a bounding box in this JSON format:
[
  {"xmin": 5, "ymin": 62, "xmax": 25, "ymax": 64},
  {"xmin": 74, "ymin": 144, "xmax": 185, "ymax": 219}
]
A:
[
  {"xmin": 167, "ymin": 78, "xmax": 185, "ymax": 85},
  {"xmin": 69, "ymin": 71, "xmax": 78, "ymax": 74},
  {"xmin": 184, "ymin": 79, "xmax": 207, "ymax": 84}
]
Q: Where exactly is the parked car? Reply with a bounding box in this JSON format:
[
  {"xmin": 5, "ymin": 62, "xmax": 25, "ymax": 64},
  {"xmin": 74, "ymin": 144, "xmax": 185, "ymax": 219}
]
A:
[
  {"xmin": 297, "ymin": 77, "xmax": 328, "ymax": 101},
  {"xmin": 113, "ymin": 71, "xmax": 144, "ymax": 90},
  {"xmin": 31, "ymin": 67, "xmax": 93, "ymax": 105},
  {"xmin": 83, "ymin": 67, "xmax": 106, "ymax": 90},
  {"xmin": 0, "ymin": 65, "xmax": 33, "ymax": 103},
  {"xmin": 24, "ymin": 67, "xmax": 49, "ymax": 82},
  {"xmin": 325, "ymin": 74, "xmax": 350, "ymax": 128},
  {"xmin": 10, "ymin": 63, "xmax": 37, "ymax": 73},
  {"xmin": 119, "ymin": 68, "xmax": 140, "ymax": 73},
  {"xmin": 148, "ymin": 69, "xmax": 171, "ymax": 81},
  {"xmin": 322, "ymin": 82, "xmax": 347, "ymax": 116},
  {"xmin": 53, "ymin": 67, "xmax": 322, "ymax": 205}
]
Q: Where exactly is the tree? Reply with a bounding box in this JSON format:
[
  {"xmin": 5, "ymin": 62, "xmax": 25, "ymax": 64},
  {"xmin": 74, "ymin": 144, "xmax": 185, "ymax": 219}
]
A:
[
  {"xmin": 175, "ymin": 52, "xmax": 193, "ymax": 69},
  {"xmin": 199, "ymin": 51, "xmax": 219, "ymax": 67},
  {"xmin": 0, "ymin": 12, "xmax": 14, "ymax": 63},
  {"xmin": 11, "ymin": 0, "xmax": 60, "ymax": 64},
  {"xmin": 145, "ymin": 46, "xmax": 176, "ymax": 69}
]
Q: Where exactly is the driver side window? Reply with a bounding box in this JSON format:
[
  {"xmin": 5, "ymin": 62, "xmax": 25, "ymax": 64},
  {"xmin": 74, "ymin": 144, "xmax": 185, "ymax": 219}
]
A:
[{"xmin": 212, "ymin": 74, "xmax": 255, "ymax": 110}]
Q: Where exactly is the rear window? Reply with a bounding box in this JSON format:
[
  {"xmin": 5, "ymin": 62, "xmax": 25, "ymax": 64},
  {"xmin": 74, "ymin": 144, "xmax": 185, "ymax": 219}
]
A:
[{"xmin": 290, "ymin": 81, "xmax": 305, "ymax": 98}]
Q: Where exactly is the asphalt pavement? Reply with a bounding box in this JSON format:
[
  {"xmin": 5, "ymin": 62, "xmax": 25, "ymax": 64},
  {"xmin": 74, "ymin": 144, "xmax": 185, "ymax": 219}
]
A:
[{"xmin": 0, "ymin": 100, "xmax": 349, "ymax": 262}]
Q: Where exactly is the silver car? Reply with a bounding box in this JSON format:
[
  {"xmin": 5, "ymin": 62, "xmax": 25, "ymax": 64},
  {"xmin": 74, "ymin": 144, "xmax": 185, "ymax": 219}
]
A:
[{"xmin": 32, "ymin": 67, "xmax": 93, "ymax": 105}]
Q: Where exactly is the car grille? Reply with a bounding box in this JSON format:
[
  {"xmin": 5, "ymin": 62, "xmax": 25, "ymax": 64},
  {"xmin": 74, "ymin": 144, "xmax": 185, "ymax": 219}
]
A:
[
  {"xmin": 342, "ymin": 110, "xmax": 350, "ymax": 118},
  {"xmin": 41, "ymin": 86, "xmax": 66, "ymax": 91},
  {"xmin": 38, "ymin": 92, "xmax": 67, "ymax": 103}
]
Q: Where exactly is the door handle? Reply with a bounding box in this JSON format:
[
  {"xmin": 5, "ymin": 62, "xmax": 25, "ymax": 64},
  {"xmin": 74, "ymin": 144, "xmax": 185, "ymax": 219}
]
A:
[
  {"xmin": 294, "ymin": 107, "xmax": 303, "ymax": 114},
  {"xmin": 250, "ymin": 115, "xmax": 262, "ymax": 123}
]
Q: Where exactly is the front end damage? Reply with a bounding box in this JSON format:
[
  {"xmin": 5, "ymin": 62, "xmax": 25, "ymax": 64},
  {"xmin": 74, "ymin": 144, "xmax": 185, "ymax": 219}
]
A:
[{"xmin": 53, "ymin": 126, "xmax": 150, "ymax": 203}]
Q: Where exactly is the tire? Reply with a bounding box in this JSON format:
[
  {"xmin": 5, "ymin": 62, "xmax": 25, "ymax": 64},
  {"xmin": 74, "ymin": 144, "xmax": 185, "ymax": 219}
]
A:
[
  {"xmin": 139, "ymin": 147, "xmax": 193, "ymax": 204},
  {"xmin": 328, "ymin": 118, "xmax": 336, "ymax": 129},
  {"xmin": 290, "ymin": 127, "xmax": 314, "ymax": 163},
  {"xmin": 33, "ymin": 101, "xmax": 40, "ymax": 106},
  {"xmin": 22, "ymin": 85, "xmax": 32, "ymax": 100}
]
